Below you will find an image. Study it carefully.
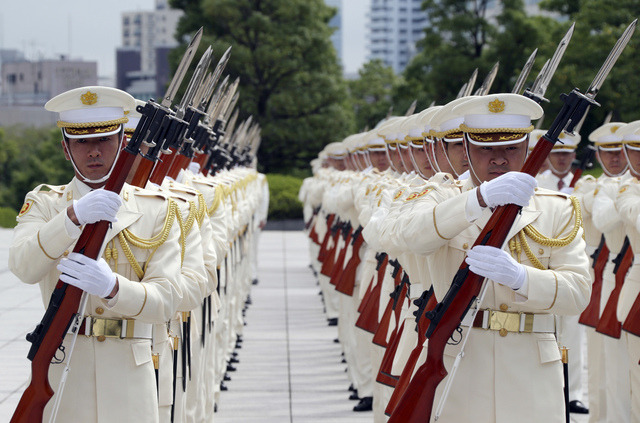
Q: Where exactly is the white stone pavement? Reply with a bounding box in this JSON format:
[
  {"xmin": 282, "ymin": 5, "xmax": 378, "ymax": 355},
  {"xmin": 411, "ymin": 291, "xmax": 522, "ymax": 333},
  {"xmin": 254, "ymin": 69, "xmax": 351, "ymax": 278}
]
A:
[{"xmin": 0, "ymin": 228, "xmax": 590, "ymax": 422}]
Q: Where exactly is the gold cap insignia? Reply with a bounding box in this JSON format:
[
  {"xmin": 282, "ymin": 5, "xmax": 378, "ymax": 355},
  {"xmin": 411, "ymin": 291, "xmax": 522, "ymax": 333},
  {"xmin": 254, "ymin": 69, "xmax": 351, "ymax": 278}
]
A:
[
  {"xmin": 611, "ymin": 125, "xmax": 620, "ymax": 133},
  {"xmin": 81, "ymin": 91, "xmax": 98, "ymax": 105},
  {"xmin": 559, "ymin": 133, "xmax": 565, "ymax": 139},
  {"xmin": 488, "ymin": 99, "xmax": 505, "ymax": 114}
]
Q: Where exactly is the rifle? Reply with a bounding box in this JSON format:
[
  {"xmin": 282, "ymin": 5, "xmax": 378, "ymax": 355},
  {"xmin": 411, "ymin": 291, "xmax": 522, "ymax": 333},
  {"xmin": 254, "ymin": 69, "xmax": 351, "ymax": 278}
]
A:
[
  {"xmin": 622, "ymin": 278, "xmax": 640, "ymax": 337},
  {"xmin": 329, "ymin": 222, "xmax": 353, "ymax": 286},
  {"xmin": 596, "ymin": 237, "xmax": 634, "ymax": 338},
  {"xmin": 386, "ymin": 287, "xmax": 437, "ymax": 416},
  {"xmin": 335, "ymin": 226, "xmax": 364, "ymax": 295},
  {"xmin": 570, "ymin": 145, "xmax": 596, "ymax": 187},
  {"xmin": 355, "ymin": 253, "xmax": 388, "ymax": 333},
  {"xmin": 387, "ymin": 20, "xmax": 636, "ymax": 423},
  {"xmin": 316, "ymin": 213, "xmax": 336, "ymax": 263},
  {"xmin": 579, "ymin": 235, "xmax": 609, "ymax": 327}
]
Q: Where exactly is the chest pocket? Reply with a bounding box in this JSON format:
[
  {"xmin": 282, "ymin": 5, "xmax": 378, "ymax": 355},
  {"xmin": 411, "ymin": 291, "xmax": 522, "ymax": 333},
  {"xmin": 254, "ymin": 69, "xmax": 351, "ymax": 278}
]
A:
[{"xmin": 508, "ymin": 233, "xmax": 552, "ymax": 270}]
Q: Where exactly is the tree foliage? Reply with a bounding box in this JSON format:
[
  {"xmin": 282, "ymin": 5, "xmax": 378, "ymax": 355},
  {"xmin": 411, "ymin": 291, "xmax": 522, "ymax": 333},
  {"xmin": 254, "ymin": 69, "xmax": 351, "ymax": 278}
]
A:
[
  {"xmin": 348, "ymin": 59, "xmax": 398, "ymax": 132},
  {"xmin": 0, "ymin": 126, "xmax": 74, "ymax": 211},
  {"xmin": 170, "ymin": 0, "xmax": 354, "ymax": 173}
]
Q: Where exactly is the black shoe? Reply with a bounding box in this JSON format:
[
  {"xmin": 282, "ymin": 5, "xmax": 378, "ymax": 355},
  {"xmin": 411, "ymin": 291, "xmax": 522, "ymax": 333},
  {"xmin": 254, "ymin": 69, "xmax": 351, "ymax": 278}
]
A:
[
  {"xmin": 245, "ymin": 296, "xmax": 252, "ymax": 305},
  {"xmin": 226, "ymin": 364, "xmax": 237, "ymax": 372},
  {"xmin": 230, "ymin": 357, "xmax": 240, "ymax": 364},
  {"xmin": 214, "ymin": 404, "xmax": 218, "ymax": 412},
  {"xmin": 569, "ymin": 400, "xmax": 589, "ymax": 414},
  {"xmin": 224, "ymin": 374, "xmax": 231, "ymax": 381},
  {"xmin": 334, "ymin": 338, "xmax": 340, "ymax": 343},
  {"xmin": 349, "ymin": 391, "xmax": 359, "ymax": 400},
  {"xmin": 353, "ymin": 396, "xmax": 373, "ymax": 412},
  {"xmin": 341, "ymin": 358, "xmax": 346, "ymax": 363},
  {"xmin": 327, "ymin": 318, "xmax": 338, "ymax": 326},
  {"xmin": 220, "ymin": 382, "xmax": 228, "ymax": 391},
  {"xmin": 232, "ymin": 352, "xmax": 238, "ymax": 358},
  {"xmin": 348, "ymin": 384, "xmax": 356, "ymax": 392},
  {"xmin": 252, "ymin": 278, "xmax": 259, "ymax": 285}
]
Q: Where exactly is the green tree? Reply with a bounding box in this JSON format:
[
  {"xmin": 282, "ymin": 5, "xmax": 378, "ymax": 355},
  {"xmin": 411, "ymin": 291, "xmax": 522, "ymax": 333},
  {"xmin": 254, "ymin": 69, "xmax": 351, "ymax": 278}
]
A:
[
  {"xmin": 170, "ymin": 0, "xmax": 354, "ymax": 172},
  {"xmin": 348, "ymin": 59, "xmax": 398, "ymax": 132},
  {"xmin": 396, "ymin": 0, "xmax": 495, "ymax": 105},
  {"xmin": 0, "ymin": 126, "xmax": 73, "ymax": 211},
  {"xmin": 537, "ymin": 0, "xmax": 640, "ymax": 138}
]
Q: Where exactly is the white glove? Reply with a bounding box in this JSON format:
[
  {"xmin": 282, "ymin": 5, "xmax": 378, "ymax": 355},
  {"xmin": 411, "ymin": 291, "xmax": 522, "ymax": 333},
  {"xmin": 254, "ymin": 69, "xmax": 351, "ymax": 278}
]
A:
[
  {"xmin": 187, "ymin": 161, "xmax": 201, "ymax": 175},
  {"xmin": 560, "ymin": 186, "xmax": 574, "ymax": 195},
  {"xmin": 73, "ymin": 189, "xmax": 122, "ymax": 225},
  {"xmin": 479, "ymin": 172, "xmax": 537, "ymax": 208},
  {"xmin": 57, "ymin": 253, "xmax": 117, "ymax": 298},
  {"xmin": 636, "ymin": 213, "xmax": 640, "ymax": 234},
  {"xmin": 465, "ymin": 245, "xmax": 527, "ymax": 291}
]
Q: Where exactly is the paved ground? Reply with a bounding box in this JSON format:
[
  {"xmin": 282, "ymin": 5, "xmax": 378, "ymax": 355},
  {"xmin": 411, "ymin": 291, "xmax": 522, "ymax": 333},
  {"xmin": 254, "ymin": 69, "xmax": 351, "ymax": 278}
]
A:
[{"xmin": 0, "ymin": 228, "xmax": 590, "ymax": 422}]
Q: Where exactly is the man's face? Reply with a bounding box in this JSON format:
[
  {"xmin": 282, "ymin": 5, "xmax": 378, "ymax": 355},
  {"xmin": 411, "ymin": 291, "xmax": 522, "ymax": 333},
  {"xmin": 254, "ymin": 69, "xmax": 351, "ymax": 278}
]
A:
[
  {"xmin": 369, "ymin": 150, "xmax": 390, "ymax": 171},
  {"xmin": 597, "ymin": 148, "xmax": 627, "ymax": 176},
  {"xmin": 548, "ymin": 151, "xmax": 576, "ymax": 176},
  {"xmin": 625, "ymin": 147, "xmax": 640, "ymax": 178},
  {"xmin": 398, "ymin": 145, "xmax": 415, "ymax": 172},
  {"xmin": 434, "ymin": 140, "xmax": 454, "ymax": 174},
  {"xmin": 409, "ymin": 145, "xmax": 434, "ymax": 179},
  {"xmin": 444, "ymin": 140, "xmax": 469, "ymax": 176},
  {"xmin": 466, "ymin": 140, "xmax": 528, "ymax": 185},
  {"xmin": 386, "ymin": 145, "xmax": 407, "ymax": 173},
  {"xmin": 62, "ymin": 133, "xmax": 122, "ymax": 187}
]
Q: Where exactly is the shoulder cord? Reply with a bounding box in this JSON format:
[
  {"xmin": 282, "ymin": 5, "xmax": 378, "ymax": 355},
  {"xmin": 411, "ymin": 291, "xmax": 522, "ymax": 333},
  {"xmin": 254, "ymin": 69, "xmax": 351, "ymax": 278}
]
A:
[
  {"xmin": 508, "ymin": 196, "xmax": 583, "ymax": 270},
  {"xmin": 104, "ymin": 199, "xmax": 178, "ymax": 280}
]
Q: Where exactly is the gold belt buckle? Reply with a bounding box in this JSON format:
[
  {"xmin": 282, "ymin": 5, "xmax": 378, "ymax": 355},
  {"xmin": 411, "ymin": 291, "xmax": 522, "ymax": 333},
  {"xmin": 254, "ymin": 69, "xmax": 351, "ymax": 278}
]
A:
[
  {"xmin": 488, "ymin": 310, "xmax": 521, "ymax": 335},
  {"xmin": 91, "ymin": 318, "xmax": 123, "ymax": 338}
]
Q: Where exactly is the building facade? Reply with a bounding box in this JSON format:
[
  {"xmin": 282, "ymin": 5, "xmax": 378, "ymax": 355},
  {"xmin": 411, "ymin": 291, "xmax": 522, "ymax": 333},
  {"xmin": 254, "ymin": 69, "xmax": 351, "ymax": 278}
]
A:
[
  {"xmin": 117, "ymin": 0, "xmax": 182, "ymax": 100},
  {"xmin": 367, "ymin": 0, "xmax": 428, "ymax": 73}
]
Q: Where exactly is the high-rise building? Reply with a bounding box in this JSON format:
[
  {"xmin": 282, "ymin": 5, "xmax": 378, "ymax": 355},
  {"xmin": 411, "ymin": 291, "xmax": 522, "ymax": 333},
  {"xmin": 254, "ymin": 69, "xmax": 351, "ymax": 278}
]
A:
[
  {"xmin": 117, "ymin": 0, "xmax": 182, "ymax": 99},
  {"xmin": 325, "ymin": 0, "xmax": 343, "ymax": 66},
  {"xmin": 367, "ymin": 0, "xmax": 428, "ymax": 73}
]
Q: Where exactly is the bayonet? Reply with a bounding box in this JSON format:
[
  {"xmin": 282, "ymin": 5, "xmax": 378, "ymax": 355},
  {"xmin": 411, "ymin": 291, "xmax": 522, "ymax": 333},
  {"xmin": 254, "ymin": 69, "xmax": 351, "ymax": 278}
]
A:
[
  {"xmin": 162, "ymin": 27, "xmax": 203, "ymax": 107},
  {"xmin": 176, "ymin": 46, "xmax": 212, "ymax": 116},
  {"xmin": 205, "ymin": 76, "xmax": 230, "ymax": 123},
  {"xmin": 463, "ymin": 68, "xmax": 478, "ymax": 97},
  {"xmin": 512, "ymin": 48, "xmax": 537, "ymax": 94},
  {"xmin": 474, "ymin": 61, "xmax": 499, "ymax": 96},
  {"xmin": 405, "ymin": 100, "xmax": 417, "ymax": 116},
  {"xmin": 526, "ymin": 23, "xmax": 575, "ymax": 103},
  {"xmin": 455, "ymin": 83, "xmax": 468, "ymax": 99},
  {"xmin": 585, "ymin": 19, "xmax": 637, "ymax": 100}
]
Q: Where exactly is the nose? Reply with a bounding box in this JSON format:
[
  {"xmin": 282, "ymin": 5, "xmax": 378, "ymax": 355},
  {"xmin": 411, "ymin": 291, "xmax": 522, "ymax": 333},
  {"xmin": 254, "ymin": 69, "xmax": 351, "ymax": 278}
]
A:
[{"xmin": 490, "ymin": 154, "xmax": 507, "ymax": 165}]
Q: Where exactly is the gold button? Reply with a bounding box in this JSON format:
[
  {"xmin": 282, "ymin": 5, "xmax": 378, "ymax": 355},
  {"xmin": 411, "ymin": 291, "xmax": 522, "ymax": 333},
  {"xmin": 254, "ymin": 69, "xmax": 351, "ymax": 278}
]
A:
[
  {"xmin": 534, "ymin": 187, "xmax": 539, "ymax": 192},
  {"xmin": 97, "ymin": 335, "xmax": 106, "ymax": 342},
  {"xmin": 63, "ymin": 250, "xmax": 69, "ymax": 257},
  {"xmin": 95, "ymin": 307, "xmax": 104, "ymax": 315},
  {"xmin": 499, "ymin": 328, "xmax": 508, "ymax": 337},
  {"xmin": 538, "ymin": 248, "xmax": 544, "ymax": 255},
  {"xmin": 500, "ymin": 304, "xmax": 508, "ymax": 312},
  {"xmin": 462, "ymin": 243, "xmax": 469, "ymax": 250}
]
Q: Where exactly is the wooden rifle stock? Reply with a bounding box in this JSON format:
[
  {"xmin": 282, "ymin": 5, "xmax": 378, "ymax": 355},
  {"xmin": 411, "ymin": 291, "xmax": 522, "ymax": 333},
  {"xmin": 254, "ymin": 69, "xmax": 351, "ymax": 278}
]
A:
[
  {"xmin": 317, "ymin": 214, "xmax": 335, "ymax": 263},
  {"xmin": 335, "ymin": 227, "xmax": 364, "ymax": 295},
  {"xmin": 579, "ymin": 236, "xmax": 609, "ymax": 327},
  {"xmin": 320, "ymin": 221, "xmax": 342, "ymax": 277},
  {"xmin": 329, "ymin": 225, "xmax": 353, "ymax": 286},
  {"xmin": 148, "ymin": 146, "xmax": 178, "ymax": 185},
  {"xmin": 386, "ymin": 291, "xmax": 438, "ymax": 416},
  {"xmin": 131, "ymin": 158, "xmax": 155, "ymax": 188},
  {"xmin": 373, "ymin": 270, "xmax": 407, "ymax": 348},
  {"xmin": 596, "ymin": 238, "xmax": 633, "ymax": 338},
  {"xmin": 355, "ymin": 254, "xmax": 388, "ymax": 333},
  {"xmin": 622, "ymin": 285, "xmax": 640, "ymax": 337},
  {"xmin": 569, "ymin": 146, "xmax": 596, "ymax": 188}
]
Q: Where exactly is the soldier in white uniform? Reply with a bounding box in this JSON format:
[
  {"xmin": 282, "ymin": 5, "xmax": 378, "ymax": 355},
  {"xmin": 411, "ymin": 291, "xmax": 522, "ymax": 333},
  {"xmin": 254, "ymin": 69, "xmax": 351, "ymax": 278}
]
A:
[
  {"xmin": 9, "ymin": 87, "xmax": 185, "ymax": 423},
  {"xmin": 535, "ymin": 131, "xmax": 589, "ymax": 414},
  {"xmin": 374, "ymin": 93, "xmax": 591, "ymax": 422}
]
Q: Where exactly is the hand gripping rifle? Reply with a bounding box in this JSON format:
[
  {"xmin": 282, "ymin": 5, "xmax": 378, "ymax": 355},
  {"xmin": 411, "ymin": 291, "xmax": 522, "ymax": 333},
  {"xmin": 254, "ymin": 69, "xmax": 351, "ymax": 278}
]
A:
[
  {"xmin": 596, "ymin": 236, "xmax": 634, "ymax": 338},
  {"xmin": 387, "ymin": 20, "xmax": 636, "ymax": 423},
  {"xmin": 9, "ymin": 27, "xmax": 205, "ymax": 423}
]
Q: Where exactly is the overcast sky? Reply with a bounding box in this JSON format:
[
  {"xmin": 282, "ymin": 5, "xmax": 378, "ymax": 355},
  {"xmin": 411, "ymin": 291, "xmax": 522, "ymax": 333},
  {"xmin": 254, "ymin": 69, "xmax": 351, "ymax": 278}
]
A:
[{"xmin": 0, "ymin": 0, "xmax": 369, "ymax": 81}]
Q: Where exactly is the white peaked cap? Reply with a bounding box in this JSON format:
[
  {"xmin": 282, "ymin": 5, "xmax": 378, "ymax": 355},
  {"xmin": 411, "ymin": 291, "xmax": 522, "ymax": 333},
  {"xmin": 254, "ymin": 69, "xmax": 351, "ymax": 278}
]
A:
[
  {"xmin": 552, "ymin": 131, "xmax": 581, "ymax": 152},
  {"xmin": 453, "ymin": 93, "xmax": 543, "ymax": 146},
  {"xmin": 363, "ymin": 130, "xmax": 387, "ymax": 152},
  {"xmin": 617, "ymin": 120, "xmax": 640, "ymax": 150},
  {"xmin": 324, "ymin": 142, "xmax": 348, "ymax": 158},
  {"xmin": 124, "ymin": 99, "xmax": 146, "ymax": 133},
  {"xmin": 529, "ymin": 129, "xmax": 546, "ymax": 151},
  {"xmin": 430, "ymin": 96, "xmax": 478, "ymax": 139},
  {"xmin": 46, "ymin": 86, "xmax": 136, "ymax": 139},
  {"xmin": 589, "ymin": 122, "xmax": 625, "ymax": 150}
]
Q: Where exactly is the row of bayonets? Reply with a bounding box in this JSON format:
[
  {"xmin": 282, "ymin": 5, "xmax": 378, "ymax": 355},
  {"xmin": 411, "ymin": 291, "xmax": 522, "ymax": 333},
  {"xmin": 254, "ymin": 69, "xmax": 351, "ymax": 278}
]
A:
[{"xmin": 128, "ymin": 27, "xmax": 261, "ymax": 181}]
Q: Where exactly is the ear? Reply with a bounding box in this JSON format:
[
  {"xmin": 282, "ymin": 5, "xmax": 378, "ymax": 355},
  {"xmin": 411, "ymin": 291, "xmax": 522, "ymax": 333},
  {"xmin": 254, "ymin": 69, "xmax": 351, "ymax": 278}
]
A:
[{"xmin": 61, "ymin": 138, "xmax": 71, "ymax": 161}]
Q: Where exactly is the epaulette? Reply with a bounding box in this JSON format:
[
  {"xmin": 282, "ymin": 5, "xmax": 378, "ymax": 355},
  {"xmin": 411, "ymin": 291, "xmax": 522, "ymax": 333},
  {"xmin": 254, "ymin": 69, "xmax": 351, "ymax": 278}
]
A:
[
  {"xmin": 534, "ymin": 187, "xmax": 570, "ymax": 199},
  {"xmin": 132, "ymin": 186, "xmax": 170, "ymax": 201},
  {"xmin": 579, "ymin": 174, "xmax": 596, "ymax": 182},
  {"xmin": 33, "ymin": 184, "xmax": 65, "ymax": 195}
]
